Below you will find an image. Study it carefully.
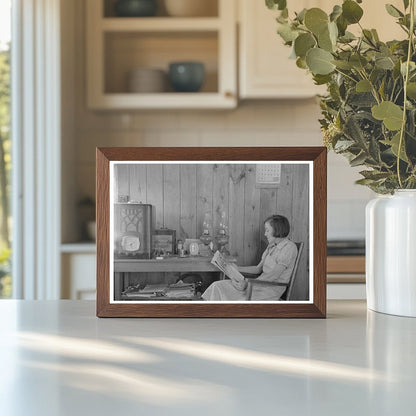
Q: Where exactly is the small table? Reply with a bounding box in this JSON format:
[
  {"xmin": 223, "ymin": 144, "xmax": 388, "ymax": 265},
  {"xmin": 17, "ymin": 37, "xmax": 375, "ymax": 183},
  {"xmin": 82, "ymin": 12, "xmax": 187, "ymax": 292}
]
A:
[{"xmin": 114, "ymin": 256, "xmax": 220, "ymax": 300}]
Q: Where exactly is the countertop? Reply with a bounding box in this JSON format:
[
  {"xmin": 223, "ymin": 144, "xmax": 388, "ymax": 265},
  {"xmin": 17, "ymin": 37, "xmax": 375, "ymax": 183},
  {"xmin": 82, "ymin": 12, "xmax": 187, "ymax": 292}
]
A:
[{"xmin": 0, "ymin": 300, "xmax": 415, "ymax": 415}]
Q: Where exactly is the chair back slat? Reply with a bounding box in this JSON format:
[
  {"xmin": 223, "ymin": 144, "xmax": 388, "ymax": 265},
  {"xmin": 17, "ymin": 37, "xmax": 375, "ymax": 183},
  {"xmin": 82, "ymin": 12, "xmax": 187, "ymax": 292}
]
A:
[{"xmin": 283, "ymin": 242, "xmax": 304, "ymax": 301}]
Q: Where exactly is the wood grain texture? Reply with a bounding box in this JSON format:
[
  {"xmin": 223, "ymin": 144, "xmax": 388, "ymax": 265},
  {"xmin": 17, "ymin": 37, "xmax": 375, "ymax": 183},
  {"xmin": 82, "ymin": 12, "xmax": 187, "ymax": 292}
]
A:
[
  {"xmin": 96, "ymin": 147, "xmax": 327, "ymax": 318},
  {"xmin": 163, "ymin": 164, "xmax": 180, "ymax": 235},
  {"xmin": 180, "ymin": 164, "xmax": 197, "ymax": 240},
  {"xmin": 291, "ymin": 164, "xmax": 310, "ymax": 301},
  {"xmin": 327, "ymin": 256, "xmax": 365, "ymax": 274},
  {"xmin": 196, "ymin": 164, "xmax": 214, "ymax": 238},
  {"xmin": 243, "ymin": 164, "xmax": 260, "ymax": 265},
  {"xmin": 146, "ymin": 164, "xmax": 163, "ymax": 229},
  {"xmin": 228, "ymin": 164, "xmax": 246, "ymax": 260},
  {"xmin": 96, "ymin": 148, "xmax": 111, "ymax": 317}
]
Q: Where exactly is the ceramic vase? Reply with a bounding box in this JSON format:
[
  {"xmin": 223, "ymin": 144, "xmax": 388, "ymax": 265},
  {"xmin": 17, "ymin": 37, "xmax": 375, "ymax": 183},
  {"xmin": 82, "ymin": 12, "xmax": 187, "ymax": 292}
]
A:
[
  {"xmin": 366, "ymin": 190, "xmax": 416, "ymax": 317},
  {"xmin": 114, "ymin": 0, "xmax": 157, "ymax": 17}
]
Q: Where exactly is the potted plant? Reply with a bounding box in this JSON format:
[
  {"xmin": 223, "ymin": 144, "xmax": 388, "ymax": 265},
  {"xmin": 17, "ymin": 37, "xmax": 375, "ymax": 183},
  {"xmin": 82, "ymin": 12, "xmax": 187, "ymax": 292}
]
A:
[{"xmin": 266, "ymin": 0, "xmax": 416, "ymax": 316}]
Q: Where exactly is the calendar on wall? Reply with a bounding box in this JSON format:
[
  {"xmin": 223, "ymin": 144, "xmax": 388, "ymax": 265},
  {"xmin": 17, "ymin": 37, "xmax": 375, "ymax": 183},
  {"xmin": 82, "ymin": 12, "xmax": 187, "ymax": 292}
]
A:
[{"xmin": 255, "ymin": 164, "xmax": 281, "ymax": 187}]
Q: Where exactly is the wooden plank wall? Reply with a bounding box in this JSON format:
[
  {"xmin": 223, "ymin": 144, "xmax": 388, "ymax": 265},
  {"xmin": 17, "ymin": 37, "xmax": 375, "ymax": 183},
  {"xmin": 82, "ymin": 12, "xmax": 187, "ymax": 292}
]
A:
[{"xmin": 114, "ymin": 163, "xmax": 310, "ymax": 300}]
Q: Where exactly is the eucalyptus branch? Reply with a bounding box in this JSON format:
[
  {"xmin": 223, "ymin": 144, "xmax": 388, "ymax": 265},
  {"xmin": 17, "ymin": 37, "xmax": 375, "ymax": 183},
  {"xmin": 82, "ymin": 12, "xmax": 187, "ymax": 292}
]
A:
[
  {"xmin": 390, "ymin": 79, "xmax": 398, "ymax": 101},
  {"xmin": 397, "ymin": 0, "xmax": 415, "ymax": 188},
  {"xmin": 358, "ymin": 69, "xmax": 381, "ymax": 104},
  {"xmin": 334, "ymin": 68, "xmax": 359, "ymax": 84}
]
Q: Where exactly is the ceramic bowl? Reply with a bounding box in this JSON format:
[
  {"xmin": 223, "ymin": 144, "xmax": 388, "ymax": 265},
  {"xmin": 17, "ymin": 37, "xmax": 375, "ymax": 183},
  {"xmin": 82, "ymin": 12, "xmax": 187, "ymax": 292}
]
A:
[
  {"xmin": 168, "ymin": 62, "xmax": 205, "ymax": 92},
  {"xmin": 164, "ymin": 0, "xmax": 217, "ymax": 17},
  {"xmin": 114, "ymin": 0, "xmax": 158, "ymax": 17},
  {"xmin": 128, "ymin": 68, "xmax": 167, "ymax": 93}
]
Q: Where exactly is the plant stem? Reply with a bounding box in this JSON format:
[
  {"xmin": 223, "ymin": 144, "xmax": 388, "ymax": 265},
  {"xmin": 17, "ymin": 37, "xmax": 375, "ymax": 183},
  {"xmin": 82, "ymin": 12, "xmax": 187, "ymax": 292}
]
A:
[
  {"xmin": 334, "ymin": 68, "xmax": 358, "ymax": 84},
  {"xmin": 397, "ymin": 0, "xmax": 415, "ymax": 188}
]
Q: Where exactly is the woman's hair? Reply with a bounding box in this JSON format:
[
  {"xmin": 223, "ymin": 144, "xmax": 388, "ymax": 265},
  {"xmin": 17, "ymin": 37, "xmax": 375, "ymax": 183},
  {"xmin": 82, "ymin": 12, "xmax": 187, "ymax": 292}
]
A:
[{"xmin": 264, "ymin": 215, "xmax": 290, "ymax": 238}]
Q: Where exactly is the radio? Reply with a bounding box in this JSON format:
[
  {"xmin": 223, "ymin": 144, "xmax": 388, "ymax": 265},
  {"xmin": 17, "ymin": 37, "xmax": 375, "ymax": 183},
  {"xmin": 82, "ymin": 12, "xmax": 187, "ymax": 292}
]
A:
[{"xmin": 114, "ymin": 203, "xmax": 153, "ymax": 259}]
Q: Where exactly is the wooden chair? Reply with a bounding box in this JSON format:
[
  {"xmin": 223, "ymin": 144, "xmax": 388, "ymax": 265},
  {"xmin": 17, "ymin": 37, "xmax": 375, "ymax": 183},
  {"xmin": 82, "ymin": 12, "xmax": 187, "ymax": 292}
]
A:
[{"xmin": 244, "ymin": 242, "xmax": 304, "ymax": 301}]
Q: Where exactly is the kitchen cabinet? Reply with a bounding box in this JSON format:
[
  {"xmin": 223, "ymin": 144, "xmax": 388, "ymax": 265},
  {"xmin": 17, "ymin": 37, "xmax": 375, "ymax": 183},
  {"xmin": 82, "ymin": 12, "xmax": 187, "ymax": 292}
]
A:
[
  {"xmin": 86, "ymin": 0, "xmax": 237, "ymax": 109},
  {"xmin": 61, "ymin": 245, "xmax": 96, "ymax": 300},
  {"xmin": 238, "ymin": 0, "xmax": 404, "ymax": 99},
  {"xmin": 238, "ymin": 0, "xmax": 326, "ymax": 99}
]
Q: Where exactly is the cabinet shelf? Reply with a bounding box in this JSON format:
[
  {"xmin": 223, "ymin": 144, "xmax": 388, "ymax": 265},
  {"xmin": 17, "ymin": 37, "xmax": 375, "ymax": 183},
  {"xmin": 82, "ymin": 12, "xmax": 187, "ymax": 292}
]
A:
[
  {"xmin": 101, "ymin": 17, "xmax": 221, "ymax": 32},
  {"xmin": 93, "ymin": 92, "xmax": 235, "ymax": 110}
]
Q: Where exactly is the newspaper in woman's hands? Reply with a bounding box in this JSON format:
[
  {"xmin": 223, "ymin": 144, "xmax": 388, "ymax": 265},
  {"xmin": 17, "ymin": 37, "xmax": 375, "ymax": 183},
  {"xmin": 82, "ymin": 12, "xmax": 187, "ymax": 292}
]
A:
[{"xmin": 211, "ymin": 251, "xmax": 245, "ymax": 283}]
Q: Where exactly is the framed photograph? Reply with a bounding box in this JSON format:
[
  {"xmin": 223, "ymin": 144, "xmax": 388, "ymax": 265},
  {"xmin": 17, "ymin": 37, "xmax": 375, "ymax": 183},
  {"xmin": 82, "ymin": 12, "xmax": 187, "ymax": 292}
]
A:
[
  {"xmin": 96, "ymin": 147, "xmax": 327, "ymax": 318},
  {"xmin": 153, "ymin": 228, "xmax": 176, "ymax": 257}
]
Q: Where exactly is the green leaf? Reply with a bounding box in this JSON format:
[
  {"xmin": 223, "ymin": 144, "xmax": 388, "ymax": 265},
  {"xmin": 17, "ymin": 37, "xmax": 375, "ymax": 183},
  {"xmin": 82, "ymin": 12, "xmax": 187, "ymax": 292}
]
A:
[
  {"xmin": 304, "ymin": 8, "xmax": 329, "ymax": 35},
  {"xmin": 350, "ymin": 152, "xmax": 368, "ymax": 167},
  {"xmin": 360, "ymin": 170, "xmax": 391, "ymax": 180},
  {"xmin": 375, "ymin": 55, "xmax": 395, "ymax": 70},
  {"xmin": 336, "ymin": 15, "xmax": 348, "ymax": 36},
  {"xmin": 318, "ymin": 27, "xmax": 334, "ymax": 52},
  {"xmin": 363, "ymin": 29, "xmax": 376, "ymax": 46},
  {"xmin": 333, "ymin": 60, "xmax": 352, "ymax": 70},
  {"xmin": 296, "ymin": 57, "xmax": 308, "ymax": 69},
  {"xmin": 277, "ymin": 23, "xmax": 299, "ymax": 43},
  {"xmin": 328, "ymin": 21, "xmax": 338, "ymax": 45},
  {"xmin": 306, "ymin": 48, "xmax": 335, "ymax": 75},
  {"xmin": 356, "ymin": 79, "xmax": 372, "ymax": 92},
  {"xmin": 343, "ymin": 114, "xmax": 367, "ymax": 147},
  {"xmin": 294, "ymin": 33, "xmax": 316, "ymax": 58},
  {"xmin": 296, "ymin": 8, "xmax": 307, "ymax": 23},
  {"xmin": 401, "ymin": 61, "xmax": 416, "ymax": 76},
  {"xmin": 350, "ymin": 54, "xmax": 368, "ymax": 70},
  {"xmin": 266, "ymin": 0, "xmax": 287, "ymax": 11},
  {"xmin": 339, "ymin": 31, "xmax": 356, "ymax": 43},
  {"xmin": 371, "ymin": 29, "xmax": 380, "ymax": 43},
  {"xmin": 403, "ymin": 0, "xmax": 409, "ymax": 10},
  {"xmin": 313, "ymin": 74, "xmax": 332, "ymax": 85},
  {"xmin": 389, "ymin": 132, "xmax": 409, "ymax": 162},
  {"xmin": 334, "ymin": 140, "xmax": 355, "ymax": 151},
  {"xmin": 385, "ymin": 4, "xmax": 404, "ymax": 18},
  {"xmin": 407, "ymin": 82, "xmax": 416, "ymax": 99},
  {"xmin": 330, "ymin": 5, "xmax": 342, "ymax": 22},
  {"xmin": 372, "ymin": 101, "xmax": 404, "ymax": 131},
  {"xmin": 342, "ymin": 0, "xmax": 364, "ymax": 24}
]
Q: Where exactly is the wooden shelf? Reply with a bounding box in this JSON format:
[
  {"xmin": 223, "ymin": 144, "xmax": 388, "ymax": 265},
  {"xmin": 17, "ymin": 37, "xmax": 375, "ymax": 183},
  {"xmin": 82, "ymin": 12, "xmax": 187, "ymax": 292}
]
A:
[
  {"xmin": 327, "ymin": 256, "xmax": 365, "ymax": 284},
  {"xmin": 90, "ymin": 92, "xmax": 235, "ymax": 110},
  {"xmin": 327, "ymin": 256, "xmax": 365, "ymax": 274},
  {"xmin": 101, "ymin": 17, "xmax": 221, "ymax": 32}
]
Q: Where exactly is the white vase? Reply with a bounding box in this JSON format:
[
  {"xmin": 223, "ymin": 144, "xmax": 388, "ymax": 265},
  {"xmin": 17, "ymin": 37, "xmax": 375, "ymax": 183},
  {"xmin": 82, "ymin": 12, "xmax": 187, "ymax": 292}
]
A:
[{"xmin": 366, "ymin": 189, "xmax": 416, "ymax": 317}]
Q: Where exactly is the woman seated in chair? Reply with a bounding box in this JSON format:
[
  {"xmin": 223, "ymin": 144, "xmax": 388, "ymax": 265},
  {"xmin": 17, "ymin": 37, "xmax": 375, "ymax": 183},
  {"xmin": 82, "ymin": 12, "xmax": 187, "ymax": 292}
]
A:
[{"xmin": 202, "ymin": 215, "xmax": 298, "ymax": 301}]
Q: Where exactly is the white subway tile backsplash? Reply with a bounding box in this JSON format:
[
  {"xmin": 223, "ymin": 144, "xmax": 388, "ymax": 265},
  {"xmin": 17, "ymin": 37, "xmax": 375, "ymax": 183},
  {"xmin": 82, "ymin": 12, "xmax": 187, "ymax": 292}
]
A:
[
  {"xmin": 132, "ymin": 111, "xmax": 180, "ymax": 130},
  {"xmin": 178, "ymin": 111, "xmax": 227, "ymax": 130},
  {"xmin": 142, "ymin": 130, "xmax": 200, "ymax": 146}
]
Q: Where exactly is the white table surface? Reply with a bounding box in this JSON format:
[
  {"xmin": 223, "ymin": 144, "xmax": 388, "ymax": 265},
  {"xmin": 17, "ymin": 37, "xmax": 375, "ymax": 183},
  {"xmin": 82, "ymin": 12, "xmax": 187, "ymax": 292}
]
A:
[{"xmin": 0, "ymin": 300, "xmax": 415, "ymax": 416}]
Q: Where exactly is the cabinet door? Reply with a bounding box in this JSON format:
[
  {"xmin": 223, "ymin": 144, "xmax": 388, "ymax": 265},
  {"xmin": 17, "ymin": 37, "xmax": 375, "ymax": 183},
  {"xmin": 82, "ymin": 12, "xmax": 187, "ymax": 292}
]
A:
[
  {"xmin": 239, "ymin": 0, "xmax": 326, "ymax": 99},
  {"xmin": 239, "ymin": 0, "xmax": 404, "ymax": 99},
  {"xmin": 62, "ymin": 253, "xmax": 96, "ymax": 300}
]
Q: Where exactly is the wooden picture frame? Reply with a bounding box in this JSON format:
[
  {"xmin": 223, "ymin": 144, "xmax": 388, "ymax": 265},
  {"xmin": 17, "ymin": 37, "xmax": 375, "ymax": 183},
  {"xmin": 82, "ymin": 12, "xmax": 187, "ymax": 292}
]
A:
[{"xmin": 96, "ymin": 147, "xmax": 327, "ymax": 318}]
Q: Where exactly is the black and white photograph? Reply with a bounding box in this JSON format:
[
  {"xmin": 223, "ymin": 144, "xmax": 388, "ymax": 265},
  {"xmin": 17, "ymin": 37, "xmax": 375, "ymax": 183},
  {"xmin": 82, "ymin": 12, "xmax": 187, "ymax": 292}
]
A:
[{"xmin": 109, "ymin": 161, "xmax": 312, "ymax": 304}]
